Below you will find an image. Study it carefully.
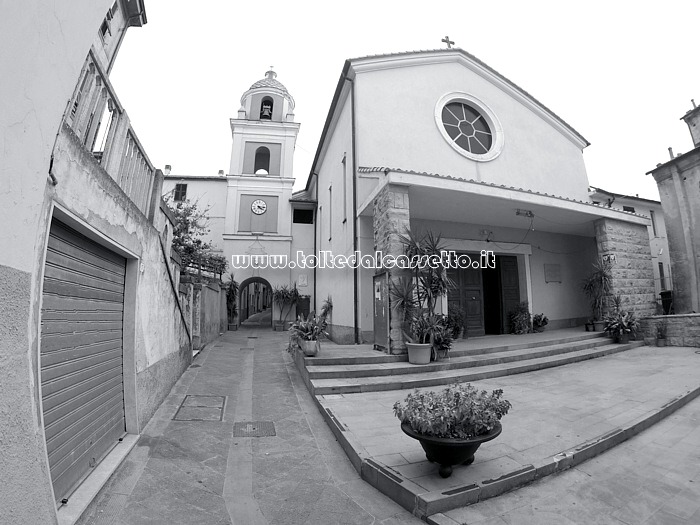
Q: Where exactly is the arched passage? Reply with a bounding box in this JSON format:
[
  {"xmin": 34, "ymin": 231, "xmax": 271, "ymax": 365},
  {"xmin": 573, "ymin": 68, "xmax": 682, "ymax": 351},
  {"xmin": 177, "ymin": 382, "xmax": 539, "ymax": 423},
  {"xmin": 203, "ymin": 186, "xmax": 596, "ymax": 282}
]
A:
[{"xmin": 238, "ymin": 276, "xmax": 272, "ymax": 327}]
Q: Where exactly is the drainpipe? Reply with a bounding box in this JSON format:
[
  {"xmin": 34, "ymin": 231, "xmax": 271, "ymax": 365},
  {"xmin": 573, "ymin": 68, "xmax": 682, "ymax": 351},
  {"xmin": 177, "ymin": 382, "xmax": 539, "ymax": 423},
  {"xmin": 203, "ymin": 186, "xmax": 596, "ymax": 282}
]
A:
[{"xmin": 345, "ymin": 75, "xmax": 360, "ymax": 344}]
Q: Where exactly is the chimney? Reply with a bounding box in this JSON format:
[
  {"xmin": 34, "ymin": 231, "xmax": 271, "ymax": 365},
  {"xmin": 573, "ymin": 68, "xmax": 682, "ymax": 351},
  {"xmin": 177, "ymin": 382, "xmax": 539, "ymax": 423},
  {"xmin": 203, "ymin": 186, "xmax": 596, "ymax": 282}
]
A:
[
  {"xmin": 164, "ymin": 164, "xmax": 172, "ymax": 176},
  {"xmin": 218, "ymin": 170, "xmax": 225, "ymax": 177},
  {"xmin": 681, "ymin": 100, "xmax": 700, "ymax": 148},
  {"xmin": 668, "ymin": 147, "xmax": 674, "ymax": 159}
]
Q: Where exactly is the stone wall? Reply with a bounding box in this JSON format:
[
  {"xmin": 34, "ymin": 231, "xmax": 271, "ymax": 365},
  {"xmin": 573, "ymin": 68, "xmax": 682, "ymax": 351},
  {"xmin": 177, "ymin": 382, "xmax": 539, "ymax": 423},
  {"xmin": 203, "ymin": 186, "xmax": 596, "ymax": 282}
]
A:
[
  {"xmin": 639, "ymin": 314, "xmax": 700, "ymax": 347},
  {"xmin": 595, "ymin": 218, "xmax": 656, "ymax": 317},
  {"xmin": 373, "ymin": 184, "xmax": 410, "ymax": 354}
]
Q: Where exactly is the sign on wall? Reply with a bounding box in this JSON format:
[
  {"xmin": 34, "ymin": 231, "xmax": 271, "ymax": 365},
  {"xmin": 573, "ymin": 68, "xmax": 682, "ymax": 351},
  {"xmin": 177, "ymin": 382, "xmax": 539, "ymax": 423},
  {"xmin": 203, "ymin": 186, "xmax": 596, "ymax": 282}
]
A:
[{"xmin": 544, "ymin": 264, "xmax": 562, "ymax": 283}]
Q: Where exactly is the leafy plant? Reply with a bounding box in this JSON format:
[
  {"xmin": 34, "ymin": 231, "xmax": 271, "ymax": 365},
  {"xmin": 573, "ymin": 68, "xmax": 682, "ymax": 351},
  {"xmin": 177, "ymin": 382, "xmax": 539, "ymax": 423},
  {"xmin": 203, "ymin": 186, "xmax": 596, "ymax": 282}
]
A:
[
  {"xmin": 225, "ymin": 272, "xmax": 239, "ymax": 322},
  {"xmin": 603, "ymin": 310, "xmax": 639, "ymax": 338},
  {"xmin": 320, "ymin": 295, "xmax": 333, "ymax": 321},
  {"xmin": 393, "ymin": 383, "xmax": 511, "ymax": 439},
  {"xmin": 581, "ymin": 258, "xmax": 613, "ymax": 321},
  {"xmin": 532, "ymin": 313, "xmax": 548, "ymax": 332},
  {"xmin": 508, "ymin": 302, "xmax": 532, "ymax": 334},
  {"xmin": 656, "ymin": 319, "xmax": 668, "ymax": 339},
  {"xmin": 446, "ymin": 308, "xmax": 466, "ymax": 339},
  {"xmin": 272, "ymin": 285, "xmax": 299, "ymax": 324},
  {"xmin": 289, "ymin": 312, "xmax": 328, "ymax": 341},
  {"xmin": 165, "ymin": 197, "xmax": 227, "ymax": 276}
]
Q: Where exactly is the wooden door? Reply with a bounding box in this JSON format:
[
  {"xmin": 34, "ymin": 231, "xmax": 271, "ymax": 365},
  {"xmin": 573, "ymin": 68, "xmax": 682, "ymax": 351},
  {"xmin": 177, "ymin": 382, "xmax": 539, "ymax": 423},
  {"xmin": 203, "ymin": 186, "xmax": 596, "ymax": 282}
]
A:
[{"xmin": 499, "ymin": 256, "xmax": 520, "ymax": 333}]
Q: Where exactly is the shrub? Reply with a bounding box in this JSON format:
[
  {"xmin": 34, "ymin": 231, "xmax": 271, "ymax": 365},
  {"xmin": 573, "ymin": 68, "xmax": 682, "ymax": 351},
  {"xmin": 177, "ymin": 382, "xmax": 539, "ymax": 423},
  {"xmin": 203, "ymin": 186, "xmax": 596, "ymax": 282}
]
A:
[
  {"xmin": 532, "ymin": 313, "xmax": 548, "ymax": 332},
  {"xmin": 393, "ymin": 383, "xmax": 511, "ymax": 439},
  {"xmin": 508, "ymin": 302, "xmax": 532, "ymax": 334}
]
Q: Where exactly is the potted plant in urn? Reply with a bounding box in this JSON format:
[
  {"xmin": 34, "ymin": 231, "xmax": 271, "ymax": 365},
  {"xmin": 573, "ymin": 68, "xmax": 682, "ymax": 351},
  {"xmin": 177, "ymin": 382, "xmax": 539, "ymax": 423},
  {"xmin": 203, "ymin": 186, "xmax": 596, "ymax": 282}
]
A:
[
  {"xmin": 289, "ymin": 312, "xmax": 328, "ymax": 357},
  {"xmin": 603, "ymin": 310, "xmax": 639, "ymax": 343},
  {"xmin": 656, "ymin": 319, "xmax": 668, "ymax": 347},
  {"xmin": 394, "ymin": 383, "xmax": 511, "ymax": 478},
  {"xmin": 532, "ymin": 313, "xmax": 548, "ymax": 333}
]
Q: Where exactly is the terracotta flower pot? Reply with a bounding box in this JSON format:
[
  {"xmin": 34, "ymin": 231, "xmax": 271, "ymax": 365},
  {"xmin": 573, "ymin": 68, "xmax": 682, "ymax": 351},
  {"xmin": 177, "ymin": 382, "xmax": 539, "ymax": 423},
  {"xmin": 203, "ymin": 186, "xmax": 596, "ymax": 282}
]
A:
[
  {"xmin": 300, "ymin": 339, "xmax": 320, "ymax": 357},
  {"xmin": 406, "ymin": 342, "xmax": 431, "ymax": 364},
  {"xmin": 401, "ymin": 421, "xmax": 503, "ymax": 478}
]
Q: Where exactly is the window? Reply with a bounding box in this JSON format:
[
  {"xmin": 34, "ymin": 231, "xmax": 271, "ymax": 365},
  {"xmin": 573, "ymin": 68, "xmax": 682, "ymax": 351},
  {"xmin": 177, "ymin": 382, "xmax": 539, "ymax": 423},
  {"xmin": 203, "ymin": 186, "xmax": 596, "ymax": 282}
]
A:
[
  {"xmin": 254, "ymin": 147, "xmax": 270, "ymax": 175},
  {"xmin": 650, "ymin": 210, "xmax": 657, "ymax": 236},
  {"xmin": 659, "ymin": 262, "xmax": 666, "ymax": 290},
  {"xmin": 260, "ymin": 97, "xmax": 273, "ymax": 120},
  {"xmin": 174, "ymin": 183, "xmax": 187, "ymax": 201},
  {"xmin": 99, "ymin": 20, "xmax": 111, "ymax": 42},
  {"xmin": 342, "ymin": 154, "xmax": 347, "ymax": 222},
  {"xmin": 293, "ymin": 209, "xmax": 314, "ymax": 224},
  {"xmin": 435, "ymin": 92, "xmax": 504, "ymax": 162},
  {"xmin": 622, "ymin": 205, "xmax": 636, "ymax": 213}
]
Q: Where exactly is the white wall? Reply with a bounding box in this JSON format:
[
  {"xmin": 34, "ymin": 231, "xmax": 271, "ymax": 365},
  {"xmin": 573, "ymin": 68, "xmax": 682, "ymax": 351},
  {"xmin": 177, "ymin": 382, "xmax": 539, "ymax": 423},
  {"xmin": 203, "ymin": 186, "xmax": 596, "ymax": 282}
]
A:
[{"xmin": 354, "ymin": 59, "xmax": 591, "ymax": 202}]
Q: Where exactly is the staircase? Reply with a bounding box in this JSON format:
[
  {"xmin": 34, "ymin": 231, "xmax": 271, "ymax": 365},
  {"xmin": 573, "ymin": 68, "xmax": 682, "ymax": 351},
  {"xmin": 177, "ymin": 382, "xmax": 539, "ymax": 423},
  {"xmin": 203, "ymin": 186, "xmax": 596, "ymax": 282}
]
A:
[{"xmin": 304, "ymin": 331, "xmax": 644, "ymax": 395}]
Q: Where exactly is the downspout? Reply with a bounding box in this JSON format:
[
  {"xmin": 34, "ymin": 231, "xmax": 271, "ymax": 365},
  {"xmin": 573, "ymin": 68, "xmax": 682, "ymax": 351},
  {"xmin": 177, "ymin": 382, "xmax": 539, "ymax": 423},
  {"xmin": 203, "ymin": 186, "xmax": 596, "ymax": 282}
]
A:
[
  {"xmin": 313, "ymin": 182, "xmax": 318, "ymax": 315},
  {"xmin": 346, "ymin": 75, "xmax": 360, "ymax": 344}
]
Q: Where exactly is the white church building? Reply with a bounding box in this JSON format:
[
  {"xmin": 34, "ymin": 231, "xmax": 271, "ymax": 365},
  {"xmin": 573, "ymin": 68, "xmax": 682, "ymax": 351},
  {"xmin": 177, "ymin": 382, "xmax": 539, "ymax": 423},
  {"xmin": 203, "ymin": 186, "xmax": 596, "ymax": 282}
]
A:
[{"xmin": 165, "ymin": 49, "xmax": 657, "ymax": 351}]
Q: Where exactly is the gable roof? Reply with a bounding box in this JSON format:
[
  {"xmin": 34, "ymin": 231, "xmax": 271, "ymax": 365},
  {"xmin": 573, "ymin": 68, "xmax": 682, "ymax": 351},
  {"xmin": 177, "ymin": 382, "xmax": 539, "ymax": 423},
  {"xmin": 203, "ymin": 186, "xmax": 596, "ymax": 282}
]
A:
[{"xmin": 303, "ymin": 48, "xmax": 590, "ymax": 193}]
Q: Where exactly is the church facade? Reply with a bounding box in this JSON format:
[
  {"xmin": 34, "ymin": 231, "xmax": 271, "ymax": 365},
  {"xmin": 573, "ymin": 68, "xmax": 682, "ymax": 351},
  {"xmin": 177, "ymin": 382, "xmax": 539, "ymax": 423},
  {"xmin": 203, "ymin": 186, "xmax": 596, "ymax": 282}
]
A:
[{"xmin": 167, "ymin": 49, "xmax": 657, "ymax": 350}]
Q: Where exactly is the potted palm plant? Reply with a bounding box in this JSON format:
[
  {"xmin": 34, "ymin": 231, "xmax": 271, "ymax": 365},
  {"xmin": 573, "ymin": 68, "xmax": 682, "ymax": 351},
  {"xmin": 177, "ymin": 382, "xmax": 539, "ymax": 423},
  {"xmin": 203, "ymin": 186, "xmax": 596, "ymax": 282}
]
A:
[
  {"xmin": 582, "ymin": 258, "xmax": 613, "ymax": 331},
  {"xmin": 272, "ymin": 285, "xmax": 299, "ymax": 331},
  {"xmin": 289, "ymin": 313, "xmax": 328, "ymax": 357},
  {"xmin": 394, "ymin": 383, "xmax": 511, "ymax": 478}
]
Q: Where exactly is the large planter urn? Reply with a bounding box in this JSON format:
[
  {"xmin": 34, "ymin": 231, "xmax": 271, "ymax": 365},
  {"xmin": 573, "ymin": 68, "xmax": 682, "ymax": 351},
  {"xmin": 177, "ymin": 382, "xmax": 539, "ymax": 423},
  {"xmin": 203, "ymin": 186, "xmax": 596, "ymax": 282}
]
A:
[
  {"xmin": 300, "ymin": 339, "xmax": 320, "ymax": 357},
  {"xmin": 406, "ymin": 342, "xmax": 431, "ymax": 364},
  {"xmin": 401, "ymin": 421, "xmax": 502, "ymax": 478},
  {"xmin": 656, "ymin": 337, "xmax": 667, "ymax": 347},
  {"xmin": 228, "ymin": 323, "xmax": 238, "ymax": 331}
]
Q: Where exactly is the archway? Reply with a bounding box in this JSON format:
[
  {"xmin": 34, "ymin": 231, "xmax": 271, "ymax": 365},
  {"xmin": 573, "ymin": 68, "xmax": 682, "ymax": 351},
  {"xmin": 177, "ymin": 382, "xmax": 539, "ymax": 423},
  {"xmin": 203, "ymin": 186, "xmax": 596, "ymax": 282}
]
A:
[{"xmin": 238, "ymin": 276, "xmax": 273, "ymax": 327}]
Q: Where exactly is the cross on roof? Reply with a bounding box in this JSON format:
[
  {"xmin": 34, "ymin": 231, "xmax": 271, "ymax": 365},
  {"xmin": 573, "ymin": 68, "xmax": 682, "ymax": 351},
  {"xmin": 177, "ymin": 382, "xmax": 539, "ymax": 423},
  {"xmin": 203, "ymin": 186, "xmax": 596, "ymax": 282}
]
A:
[{"xmin": 441, "ymin": 36, "xmax": 454, "ymax": 48}]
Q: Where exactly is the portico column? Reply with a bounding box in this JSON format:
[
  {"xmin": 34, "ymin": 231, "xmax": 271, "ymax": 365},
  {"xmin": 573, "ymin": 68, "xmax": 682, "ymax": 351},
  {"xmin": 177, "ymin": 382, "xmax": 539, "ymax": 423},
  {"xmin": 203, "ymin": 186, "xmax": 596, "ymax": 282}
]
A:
[
  {"xmin": 373, "ymin": 183, "xmax": 410, "ymax": 354},
  {"xmin": 594, "ymin": 218, "xmax": 656, "ymax": 317}
]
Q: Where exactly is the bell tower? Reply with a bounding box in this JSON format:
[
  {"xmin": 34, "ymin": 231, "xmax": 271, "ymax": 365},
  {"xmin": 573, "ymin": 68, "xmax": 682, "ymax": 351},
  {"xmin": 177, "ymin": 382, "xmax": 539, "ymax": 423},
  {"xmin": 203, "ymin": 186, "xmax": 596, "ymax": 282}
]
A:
[
  {"xmin": 224, "ymin": 69, "xmax": 300, "ymax": 239},
  {"xmin": 229, "ymin": 69, "xmax": 299, "ymax": 178}
]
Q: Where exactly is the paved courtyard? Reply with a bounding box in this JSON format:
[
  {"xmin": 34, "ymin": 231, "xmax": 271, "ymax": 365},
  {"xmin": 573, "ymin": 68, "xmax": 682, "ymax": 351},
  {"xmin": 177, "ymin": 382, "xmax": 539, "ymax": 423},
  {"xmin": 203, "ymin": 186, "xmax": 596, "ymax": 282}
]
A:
[{"xmin": 77, "ymin": 329, "xmax": 700, "ymax": 524}]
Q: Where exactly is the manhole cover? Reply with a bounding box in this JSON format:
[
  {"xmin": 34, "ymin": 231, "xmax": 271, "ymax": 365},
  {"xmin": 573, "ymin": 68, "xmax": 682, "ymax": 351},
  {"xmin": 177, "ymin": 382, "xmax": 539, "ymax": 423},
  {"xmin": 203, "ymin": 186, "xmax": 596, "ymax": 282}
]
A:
[
  {"xmin": 232, "ymin": 421, "xmax": 276, "ymax": 437},
  {"xmin": 173, "ymin": 395, "xmax": 226, "ymax": 421}
]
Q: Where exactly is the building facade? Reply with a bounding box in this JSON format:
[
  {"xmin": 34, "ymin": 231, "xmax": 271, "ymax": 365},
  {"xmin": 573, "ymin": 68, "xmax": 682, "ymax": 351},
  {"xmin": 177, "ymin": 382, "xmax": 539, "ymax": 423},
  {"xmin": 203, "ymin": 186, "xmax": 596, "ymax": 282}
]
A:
[
  {"xmin": 588, "ymin": 187, "xmax": 672, "ymax": 300},
  {"xmin": 305, "ymin": 49, "xmax": 657, "ymax": 348},
  {"xmin": 0, "ymin": 2, "xmax": 204, "ymax": 523},
  {"xmin": 648, "ymin": 102, "xmax": 700, "ymax": 313}
]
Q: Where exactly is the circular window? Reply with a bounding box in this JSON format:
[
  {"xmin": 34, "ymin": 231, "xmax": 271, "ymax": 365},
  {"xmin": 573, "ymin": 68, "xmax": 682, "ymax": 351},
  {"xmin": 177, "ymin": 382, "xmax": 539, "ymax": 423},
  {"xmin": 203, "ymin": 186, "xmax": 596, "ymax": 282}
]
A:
[{"xmin": 435, "ymin": 93, "xmax": 504, "ymax": 161}]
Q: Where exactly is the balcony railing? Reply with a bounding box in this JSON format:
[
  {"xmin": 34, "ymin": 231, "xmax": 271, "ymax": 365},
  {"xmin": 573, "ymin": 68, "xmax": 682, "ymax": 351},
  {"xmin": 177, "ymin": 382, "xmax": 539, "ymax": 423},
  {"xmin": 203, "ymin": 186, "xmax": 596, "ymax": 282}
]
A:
[{"xmin": 66, "ymin": 50, "xmax": 155, "ymax": 217}]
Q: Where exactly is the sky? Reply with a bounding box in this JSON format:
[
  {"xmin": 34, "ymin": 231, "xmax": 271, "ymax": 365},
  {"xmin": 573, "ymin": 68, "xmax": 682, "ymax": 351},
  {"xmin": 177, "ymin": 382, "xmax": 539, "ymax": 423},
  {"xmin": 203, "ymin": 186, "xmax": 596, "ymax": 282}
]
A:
[{"xmin": 110, "ymin": 0, "xmax": 700, "ymax": 200}]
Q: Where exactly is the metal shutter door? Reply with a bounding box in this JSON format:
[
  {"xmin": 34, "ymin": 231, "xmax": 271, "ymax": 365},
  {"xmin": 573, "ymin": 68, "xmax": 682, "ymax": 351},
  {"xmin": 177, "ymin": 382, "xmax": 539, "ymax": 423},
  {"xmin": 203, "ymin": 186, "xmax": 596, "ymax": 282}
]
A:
[{"xmin": 40, "ymin": 220, "xmax": 126, "ymax": 503}]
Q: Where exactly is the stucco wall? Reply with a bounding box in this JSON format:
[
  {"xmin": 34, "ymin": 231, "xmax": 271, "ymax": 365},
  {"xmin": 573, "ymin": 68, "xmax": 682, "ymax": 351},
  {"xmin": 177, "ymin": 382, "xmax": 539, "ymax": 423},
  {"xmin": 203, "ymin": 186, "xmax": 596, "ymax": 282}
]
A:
[
  {"xmin": 0, "ymin": 2, "xmax": 118, "ymax": 523},
  {"xmin": 354, "ymin": 59, "xmax": 591, "ymax": 202}
]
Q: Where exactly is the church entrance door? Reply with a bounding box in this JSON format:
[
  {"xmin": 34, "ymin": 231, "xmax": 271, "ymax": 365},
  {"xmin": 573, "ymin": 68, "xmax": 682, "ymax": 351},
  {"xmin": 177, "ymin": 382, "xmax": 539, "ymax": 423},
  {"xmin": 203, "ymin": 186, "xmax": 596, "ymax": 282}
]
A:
[{"xmin": 448, "ymin": 255, "xmax": 520, "ymax": 336}]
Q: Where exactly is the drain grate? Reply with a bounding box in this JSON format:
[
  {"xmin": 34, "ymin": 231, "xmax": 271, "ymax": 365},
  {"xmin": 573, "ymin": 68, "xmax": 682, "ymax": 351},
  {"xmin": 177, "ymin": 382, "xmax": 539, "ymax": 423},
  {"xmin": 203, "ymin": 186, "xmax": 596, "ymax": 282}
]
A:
[
  {"xmin": 173, "ymin": 395, "xmax": 226, "ymax": 421},
  {"xmin": 232, "ymin": 421, "xmax": 276, "ymax": 437}
]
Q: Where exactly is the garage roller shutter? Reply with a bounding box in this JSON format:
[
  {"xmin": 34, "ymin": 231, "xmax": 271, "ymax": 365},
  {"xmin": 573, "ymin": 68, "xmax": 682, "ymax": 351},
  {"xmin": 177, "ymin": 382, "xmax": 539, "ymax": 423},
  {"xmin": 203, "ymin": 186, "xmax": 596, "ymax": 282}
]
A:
[{"xmin": 40, "ymin": 220, "xmax": 126, "ymax": 503}]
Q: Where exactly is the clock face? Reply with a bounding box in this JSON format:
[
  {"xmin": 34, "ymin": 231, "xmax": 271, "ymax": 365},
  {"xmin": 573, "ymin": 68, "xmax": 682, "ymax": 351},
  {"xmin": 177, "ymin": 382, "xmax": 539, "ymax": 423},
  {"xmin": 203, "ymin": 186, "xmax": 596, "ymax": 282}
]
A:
[{"xmin": 251, "ymin": 199, "xmax": 267, "ymax": 215}]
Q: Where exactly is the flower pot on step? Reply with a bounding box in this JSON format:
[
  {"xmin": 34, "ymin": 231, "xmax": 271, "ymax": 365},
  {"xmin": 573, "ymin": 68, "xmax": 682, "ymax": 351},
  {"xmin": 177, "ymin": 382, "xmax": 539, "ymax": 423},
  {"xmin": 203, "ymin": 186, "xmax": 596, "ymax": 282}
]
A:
[
  {"xmin": 406, "ymin": 342, "xmax": 432, "ymax": 364},
  {"xmin": 300, "ymin": 339, "xmax": 320, "ymax": 357}
]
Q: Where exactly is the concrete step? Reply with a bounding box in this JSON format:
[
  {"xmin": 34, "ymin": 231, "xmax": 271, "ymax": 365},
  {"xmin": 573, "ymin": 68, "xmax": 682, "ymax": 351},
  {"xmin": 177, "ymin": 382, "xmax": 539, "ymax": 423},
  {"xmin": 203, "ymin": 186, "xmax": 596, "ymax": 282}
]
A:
[
  {"xmin": 305, "ymin": 331, "xmax": 606, "ymax": 366},
  {"xmin": 306, "ymin": 336, "xmax": 614, "ymax": 380},
  {"xmin": 310, "ymin": 341, "xmax": 645, "ymax": 395}
]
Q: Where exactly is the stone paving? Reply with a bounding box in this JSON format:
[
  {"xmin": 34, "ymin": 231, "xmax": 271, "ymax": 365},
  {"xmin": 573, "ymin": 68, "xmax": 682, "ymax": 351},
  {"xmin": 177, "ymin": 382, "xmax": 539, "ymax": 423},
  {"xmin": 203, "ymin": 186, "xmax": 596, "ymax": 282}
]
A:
[
  {"xmin": 319, "ymin": 345, "xmax": 700, "ymax": 497},
  {"xmin": 76, "ymin": 328, "xmax": 422, "ymax": 525},
  {"xmin": 434, "ymin": 395, "xmax": 700, "ymax": 525}
]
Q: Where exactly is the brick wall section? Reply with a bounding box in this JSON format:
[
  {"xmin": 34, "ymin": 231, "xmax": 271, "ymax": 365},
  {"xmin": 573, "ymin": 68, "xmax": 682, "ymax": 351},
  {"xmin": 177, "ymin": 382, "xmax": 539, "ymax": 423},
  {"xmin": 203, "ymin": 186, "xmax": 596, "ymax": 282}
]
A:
[
  {"xmin": 640, "ymin": 314, "xmax": 700, "ymax": 347},
  {"xmin": 373, "ymin": 184, "xmax": 410, "ymax": 354},
  {"xmin": 595, "ymin": 218, "xmax": 656, "ymax": 317}
]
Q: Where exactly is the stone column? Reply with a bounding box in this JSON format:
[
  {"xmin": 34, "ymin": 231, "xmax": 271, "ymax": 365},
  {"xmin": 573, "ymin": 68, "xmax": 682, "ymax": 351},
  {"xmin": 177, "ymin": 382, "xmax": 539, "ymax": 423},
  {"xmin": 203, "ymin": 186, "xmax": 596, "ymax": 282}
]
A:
[
  {"xmin": 595, "ymin": 218, "xmax": 656, "ymax": 317},
  {"xmin": 373, "ymin": 184, "xmax": 410, "ymax": 354}
]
